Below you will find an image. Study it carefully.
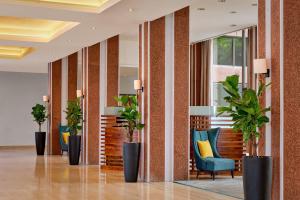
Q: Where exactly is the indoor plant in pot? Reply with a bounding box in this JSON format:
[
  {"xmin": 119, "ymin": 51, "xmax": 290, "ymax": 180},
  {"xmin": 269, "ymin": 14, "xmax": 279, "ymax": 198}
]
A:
[
  {"xmin": 31, "ymin": 104, "xmax": 47, "ymax": 155},
  {"xmin": 115, "ymin": 95, "xmax": 144, "ymax": 182},
  {"xmin": 65, "ymin": 99, "xmax": 82, "ymax": 165},
  {"xmin": 218, "ymin": 75, "xmax": 272, "ymax": 200}
]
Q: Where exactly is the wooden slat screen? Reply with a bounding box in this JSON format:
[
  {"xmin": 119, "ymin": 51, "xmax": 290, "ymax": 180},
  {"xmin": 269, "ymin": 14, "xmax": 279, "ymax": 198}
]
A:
[
  {"xmin": 190, "ymin": 116, "xmax": 246, "ymax": 174},
  {"xmin": 100, "ymin": 115, "xmax": 126, "ymax": 170},
  {"xmin": 100, "ymin": 115, "xmax": 137, "ymax": 170}
]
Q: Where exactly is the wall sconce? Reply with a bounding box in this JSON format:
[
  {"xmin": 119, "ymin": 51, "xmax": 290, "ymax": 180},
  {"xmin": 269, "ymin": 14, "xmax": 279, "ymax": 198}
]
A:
[
  {"xmin": 134, "ymin": 80, "xmax": 144, "ymax": 92},
  {"xmin": 43, "ymin": 95, "xmax": 49, "ymax": 103},
  {"xmin": 253, "ymin": 58, "xmax": 270, "ymax": 77},
  {"xmin": 76, "ymin": 90, "xmax": 84, "ymax": 98}
]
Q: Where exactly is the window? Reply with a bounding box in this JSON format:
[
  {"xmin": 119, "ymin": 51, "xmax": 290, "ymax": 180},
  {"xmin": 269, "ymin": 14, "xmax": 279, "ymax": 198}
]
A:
[
  {"xmin": 213, "ymin": 36, "xmax": 246, "ymax": 66},
  {"xmin": 211, "ymin": 30, "xmax": 248, "ymax": 107}
]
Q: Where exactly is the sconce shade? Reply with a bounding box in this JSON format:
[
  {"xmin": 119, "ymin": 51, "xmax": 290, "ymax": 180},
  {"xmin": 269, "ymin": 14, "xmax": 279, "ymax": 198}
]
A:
[
  {"xmin": 76, "ymin": 90, "xmax": 83, "ymax": 98},
  {"xmin": 253, "ymin": 59, "xmax": 268, "ymax": 74},
  {"xmin": 43, "ymin": 95, "xmax": 49, "ymax": 102},
  {"xmin": 134, "ymin": 80, "xmax": 142, "ymax": 90}
]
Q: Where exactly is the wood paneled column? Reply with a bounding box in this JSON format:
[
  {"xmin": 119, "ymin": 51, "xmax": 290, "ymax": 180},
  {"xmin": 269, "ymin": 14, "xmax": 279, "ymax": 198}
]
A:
[
  {"xmin": 149, "ymin": 16, "xmax": 166, "ymax": 182},
  {"xmin": 107, "ymin": 35, "xmax": 119, "ymax": 106},
  {"xmin": 139, "ymin": 7, "xmax": 189, "ymax": 182},
  {"xmin": 173, "ymin": 7, "xmax": 189, "ymax": 180},
  {"xmin": 271, "ymin": 0, "xmax": 280, "ymax": 199},
  {"xmin": 68, "ymin": 52, "xmax": 78, "ymax": 101},
  {"xmin": 283, "ymin": 0, "xmax": 300, "ymax": 198},
  {"xmin": 83, "ymin": 43, "xmax": 100, "ymax": 165},
  {"xmin": 262, "ymin": 0, "xmax": 300, "ymax": 198},
  {"xmin": 49, "ymin": 59, "xmax": 62, "ymax": 155}
]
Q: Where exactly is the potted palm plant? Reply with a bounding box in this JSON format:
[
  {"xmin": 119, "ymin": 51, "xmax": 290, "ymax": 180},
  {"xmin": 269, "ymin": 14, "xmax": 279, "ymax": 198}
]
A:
[
  {"xmin": 218, "ymin": 75, "xmax": 272, "ymax": 200},
  {"xmin": 115, "ymin": 95, "xmax": 144, "ymax": 182},
  {"xmin": 31, "ymin": 104, "xmax": 47, "ymax": 155},
  {"xmin": 65, "ymin": 99, "xmax": 83, "ymax": 165}
]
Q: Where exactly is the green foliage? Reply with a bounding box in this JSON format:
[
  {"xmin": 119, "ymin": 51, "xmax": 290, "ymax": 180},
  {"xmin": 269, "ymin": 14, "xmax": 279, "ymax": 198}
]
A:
[
  {"xmin": 217, "ymin": 75, "xmax": 270, "ymax": 156},
  {"xmin": 31, "ymin": 104, "xmax": 47, "ymax": 132},
  {"xmin": 114, "ymin": 95, "xmax": 144, "ymax": 142},
  {"xmin": 64, "ymin": 99, "xmax": 82, "ymax": 136}
]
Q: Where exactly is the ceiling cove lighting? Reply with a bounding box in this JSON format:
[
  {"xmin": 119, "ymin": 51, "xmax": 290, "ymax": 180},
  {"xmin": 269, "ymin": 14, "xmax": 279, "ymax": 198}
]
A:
[
  {"xmin": 8, "ymin": 0, "xmax": 121, "ymax": 13},
  {"xmin": 0, "ymin": 46, "xmax": 34, "ymax": 59},
  {"xmin": 0, "ymin": 16, "xmax": 79, "ymax": 43}
]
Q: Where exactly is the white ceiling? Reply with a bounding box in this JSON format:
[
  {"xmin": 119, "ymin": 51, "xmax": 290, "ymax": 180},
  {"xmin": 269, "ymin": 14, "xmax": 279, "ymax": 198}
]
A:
[
  {"xmin": 190, "ymin": 0, "xmax": 257, "ymax": 43},
  {"xmin": 0, "ymin": 0, "xmax": 257, "ymax": 73}
]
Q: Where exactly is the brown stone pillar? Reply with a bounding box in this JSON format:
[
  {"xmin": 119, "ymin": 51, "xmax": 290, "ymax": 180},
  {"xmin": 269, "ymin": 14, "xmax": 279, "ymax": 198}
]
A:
[
  {"xmin": 283, "ymin": 0, "xmax": 300, "ymax": 198},
  {"xmin": 49, "ymin": 59, "xmax": 62, "ymax": 155},
  {"xmin": 68, "ymin": 52, "xmax": 78, "ymax": 101},
  {"xmin": 84, "ymin": 43, "xmax": 100, "ymax": 165},
  {"xmin": 139, "ymin": 7, "xmax": 190, "ymax": 182},
  {"xmin": 107, "ymin": 35, "xmax": 119, "ymax": 106},
  {"xmin": 174, "ymin": 7, "xmax": 189, "ymax": 181}
]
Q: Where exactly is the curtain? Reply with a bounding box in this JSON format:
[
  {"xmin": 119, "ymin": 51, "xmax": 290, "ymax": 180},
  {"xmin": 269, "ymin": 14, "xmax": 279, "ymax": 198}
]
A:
[
  {"xmin": 190, "ymin": 40, "xmax": 211, "ymax": 106},
  {"xmin": 247, "ymin": 26, "xmax": 257, "ymax": 89}
]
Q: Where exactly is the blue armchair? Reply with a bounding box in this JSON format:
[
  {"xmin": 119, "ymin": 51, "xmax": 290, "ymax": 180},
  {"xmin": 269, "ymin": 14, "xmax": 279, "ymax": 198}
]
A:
[
  {"xmin": 59, "ymin": 125, "xmax": 69, "ymax": 155},
  {"xmin": 192, "ymin": 128, "xmax": 235, "ymax": 180}
]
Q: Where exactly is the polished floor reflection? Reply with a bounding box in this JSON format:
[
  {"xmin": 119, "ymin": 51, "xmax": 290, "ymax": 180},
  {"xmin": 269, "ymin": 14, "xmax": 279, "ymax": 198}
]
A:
[{"xmin": 0, "ymin": 147, "xmax": 237, "ymax": 200}]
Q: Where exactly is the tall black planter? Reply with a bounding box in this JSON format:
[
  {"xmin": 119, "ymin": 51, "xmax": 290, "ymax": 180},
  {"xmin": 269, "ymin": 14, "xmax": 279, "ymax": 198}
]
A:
[
  {"xmin": 69, "ymin": 135, "xmax": 81, "ymax": 165},
  {"xmin": 35, "ymin": 132, "xmax": 46, "ymax": 156},
  {"xmin": 123, "ymin": 142, "xmax": 140, "ymax": 182},
  {"xmin": 243, "ymin": 156, "xmax": 272, "ymax": 200}
]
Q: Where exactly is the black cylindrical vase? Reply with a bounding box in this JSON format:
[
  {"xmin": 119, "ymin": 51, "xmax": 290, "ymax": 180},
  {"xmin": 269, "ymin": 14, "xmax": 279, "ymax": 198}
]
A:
[
  {"xmin": 69, "ymin": 135, "xmax": 81, "ymax": 165},
  {"xmin": 243, "ymin": 156, "xmax": 272, "ymax": 200},
  {"xmin": 35, "ymin": 132, "xmax": 46, "ymax": 156},
  {"xmin": 123, "ymin": 142, "xmax": 140, "ymax": 182}
]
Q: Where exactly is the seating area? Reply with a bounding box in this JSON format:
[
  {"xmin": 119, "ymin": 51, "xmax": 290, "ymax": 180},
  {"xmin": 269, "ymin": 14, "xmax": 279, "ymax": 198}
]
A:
[{"xmin": 192, "ymin": 128, "xmax": 235, "ymax": 180}]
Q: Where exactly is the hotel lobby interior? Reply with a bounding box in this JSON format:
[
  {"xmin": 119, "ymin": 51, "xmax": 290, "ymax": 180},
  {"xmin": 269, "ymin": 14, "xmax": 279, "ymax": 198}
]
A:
[{"xmin": 0, "ymin": 0, "xmax": 299, "ymax": 200}]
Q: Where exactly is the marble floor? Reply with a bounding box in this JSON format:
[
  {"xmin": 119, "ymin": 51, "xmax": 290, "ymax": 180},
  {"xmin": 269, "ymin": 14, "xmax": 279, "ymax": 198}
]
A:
[{"xmin": 0, "ymin": 147, "xmax": 238, "ymax": 200}]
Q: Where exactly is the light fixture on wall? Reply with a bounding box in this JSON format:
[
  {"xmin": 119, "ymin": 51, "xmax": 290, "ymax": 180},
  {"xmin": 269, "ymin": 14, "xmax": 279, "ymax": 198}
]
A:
[
  {"xmin": 134, "ymin": 80, "xmax": 144, "ymax": 93},
  {"xmin": 76, "ymin": 89, "xmax": 84, "ymax": 98},
  {"xmin": 253, "ymin": 58, "xmax": 270, "ymax": 77},
  {"xmin": 43, "ymin": 95, "xmax": 49, "ymax": 102}
]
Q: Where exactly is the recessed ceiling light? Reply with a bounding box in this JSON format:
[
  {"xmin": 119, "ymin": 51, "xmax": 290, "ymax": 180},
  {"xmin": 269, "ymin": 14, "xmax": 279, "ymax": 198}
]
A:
[
  {"xmin": 128, "ymin": 8, "xmax": 134, "ymax": 12},
  {"xmin": 6, "ymin": 0, "xmax": 121, "ymax": 13},
  {"xmin": 91, "ymin": 26, "xmax": 96, "ymax": 30},
  {"xmin": 230, "ymin": 24, "xmax": 237, "ymax": 27},
  {"xmin": 197, "ymin": 8, "xmax": 206, "ymax": 11},
  {"xmin": 0, "ymin": 16, "xmax": 78, "ymax": 43},
  {"xmin": 0, "ymin": 46, "xmax": 34, "ymax": 59},
  {"xmin": 230, "ymin": 11, "xmax": 237, "ymax": 14},
  {"xmin": 252, "ymin": 3, "xmax": 258, "ymax": 6}
]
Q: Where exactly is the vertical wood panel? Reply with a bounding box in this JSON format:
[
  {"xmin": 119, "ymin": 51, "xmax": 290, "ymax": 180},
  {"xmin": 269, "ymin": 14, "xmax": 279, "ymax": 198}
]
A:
[
  {"xmin": 248, "ymin": 27, "xmax": 257, "ymax": 90},
  {"xmin": 82, "ymin": 48, "xmax": 88, "ymax": 164},
  {"xmin": 174, "ymin": 7, "xmax": 189, "ymax": 180},
  {"xmin": 50, "ymin": 59, "xmax": 62, "ymax": 155},
  {"xmin": 68, "ymin": 52, "xmax": 78, "ymax": 101},
  {"xmin": 284, "ymin": 0, "xmax": 300, "ymax": 198},
  {"xmin": 271, "ymin": 0, "xmax": 280, "ymax": 199},
  {"xmin": 258, "ymin": 0, "xmax": 266, "ymax": 156},
  {"xmin": 107, "ymin": 35, "xmax": 119, "ymax": 106},
  {"xmin": 87, "ymin": 43, "xmax": 100, "ymax": 165},
  {"xmin": 150, "ymin": 17, "xmax": 165, "ymax": 181},
  {"xmin": 143, "ymin": 22, "xmax": 149, "ymax": 181}
]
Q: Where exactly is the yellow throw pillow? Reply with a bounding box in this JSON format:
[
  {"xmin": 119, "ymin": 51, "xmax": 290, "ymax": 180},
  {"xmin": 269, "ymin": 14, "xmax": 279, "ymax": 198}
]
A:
[
  {"xmin": 197, "ymin": 140, "xmax": 214, "ymax": 158},
  {"xmin": 62, "ymin": 132, "xmax": 70, "ymax": 144}
]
